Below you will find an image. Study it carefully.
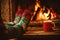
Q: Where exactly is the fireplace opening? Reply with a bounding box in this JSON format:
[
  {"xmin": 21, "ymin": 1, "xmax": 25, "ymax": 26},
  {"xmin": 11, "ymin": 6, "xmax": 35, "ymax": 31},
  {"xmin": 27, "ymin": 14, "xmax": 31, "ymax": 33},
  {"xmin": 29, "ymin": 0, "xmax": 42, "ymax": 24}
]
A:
[
  {"xmin": 12, "ymin": 0, "xmax": 60, "ymax": 29},
  {"xmin": 14, "ymin": 0, "xmax": 60, "ymax": 21}
]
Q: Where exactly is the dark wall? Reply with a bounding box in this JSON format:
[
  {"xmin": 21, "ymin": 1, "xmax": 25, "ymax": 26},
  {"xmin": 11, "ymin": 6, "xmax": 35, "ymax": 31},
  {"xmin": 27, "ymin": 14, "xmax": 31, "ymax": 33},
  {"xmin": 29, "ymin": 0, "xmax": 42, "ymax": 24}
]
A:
[
  {"xmin": 14, "ymin": 0, "xmax": 60, "ymax": 14},
  {"xmin": 40, "ymin": 0, "xmax": 60, "ymax": 14},
  {"xmin": 15, "ymin": 0, "xmax": 35, "ymax": 10},
  {"xmin": 0, "ymin": 0, "xmax": 3, "ymax": 22}
]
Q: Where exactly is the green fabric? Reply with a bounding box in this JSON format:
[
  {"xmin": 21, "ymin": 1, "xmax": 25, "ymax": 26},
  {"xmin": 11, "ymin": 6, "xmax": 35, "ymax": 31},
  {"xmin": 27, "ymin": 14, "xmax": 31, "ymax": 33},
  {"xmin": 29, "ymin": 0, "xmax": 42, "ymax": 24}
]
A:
[
  {"xmin": 5, "ymin": 16, "xmax": 21, "ymax": 29},
  {"xmin": 7, "ymin": 26, "xmax": 24, "ymax": 38},
  {"xmin": 15, "ymin": 17, "xmax": 29, "ymax": 27},
  {"xmin": 14, "ymin": 16, "xmax": 21, "ymax": 24},
  {"xmin": 14, "ymin": 17, "xmax": 30, "ymax": 31},
  {"xmin": 5, "ymin": 23, "xmax": 14, "ymax": 29},
  {"xmin": 5, "ymin": 16, "xmax": 25, "ymax": 38},
  {"xmin": 21, "ymin": 17, "xmax": 29, "ymax": 25}
]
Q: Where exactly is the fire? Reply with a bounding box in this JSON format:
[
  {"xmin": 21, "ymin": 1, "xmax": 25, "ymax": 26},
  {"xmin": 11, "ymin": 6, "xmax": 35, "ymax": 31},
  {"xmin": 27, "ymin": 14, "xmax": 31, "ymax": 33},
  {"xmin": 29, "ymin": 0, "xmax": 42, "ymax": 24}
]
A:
[
  {"xmin": 31, "ymin": 0, "xmax": 40, "ymax": 21},
  {"xmin": 35, "ymin": 0, "xmax": 56, "ymax": 20},
  {"xmin": 35, "ymin": 0, "xmax": 40, "ymax": 11},
  {"xmin": 31, "ymin": 0, "xmax": 56, "ymax": 21},
  {"xmin": 36, "ymin": 7, "xmax": 56, "ymax": 20}
]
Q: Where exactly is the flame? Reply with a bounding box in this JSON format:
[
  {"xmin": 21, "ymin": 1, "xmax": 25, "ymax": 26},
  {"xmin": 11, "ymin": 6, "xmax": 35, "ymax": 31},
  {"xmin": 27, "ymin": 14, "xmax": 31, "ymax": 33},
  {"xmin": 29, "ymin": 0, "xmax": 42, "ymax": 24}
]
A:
[
  {"xmin": 31, "ymin": 0, "xmax": 40, "ymax": 21},
  {"xmin": 35, "ymin": 0, "xmax": 40, "ymax": 11},
  {"xmin": 36, "ymin": 7, "xmax": 56, "ymax": 20},
  {"xmin": 35, "ymin": 0, "xmax": 56, "ymax": 20},
  {"xmin": 31, "ymin": 0, "xmax": 56, "ymax": 21}
]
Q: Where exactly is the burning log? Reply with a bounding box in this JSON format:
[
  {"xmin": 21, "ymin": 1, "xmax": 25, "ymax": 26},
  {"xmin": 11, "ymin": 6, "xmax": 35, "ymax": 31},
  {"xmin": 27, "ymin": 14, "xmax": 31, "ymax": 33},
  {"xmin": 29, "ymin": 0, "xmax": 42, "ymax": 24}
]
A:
[
  {"xmin": 31, "ymin": 0, "xmax": 40, "ymax": 21},
  {"xmin": 32, "ymin": 7, "xmax": 40, "ymax": 21}
]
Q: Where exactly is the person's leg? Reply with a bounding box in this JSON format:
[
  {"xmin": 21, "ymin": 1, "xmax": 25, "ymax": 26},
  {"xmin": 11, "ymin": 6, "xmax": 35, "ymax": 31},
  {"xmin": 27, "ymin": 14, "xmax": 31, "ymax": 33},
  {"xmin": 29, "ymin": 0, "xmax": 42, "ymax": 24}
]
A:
[
  {"xmin": 14, "ymin": 16, "xmax": 21, "ymax": 24},
  {"xmin": 5, "ymin": 16, "xmax": 23, "ymax": 38},
  {"xmin": 6, "ymin": 9, "xmax": 32, "ymax": 38},
  {"xmin": 5, "ymin": 15, "xmax": 21, "ymax": 29},
  {"xmin": 5, "ymin": 23, "xmax": 14, "ymax": 29},
  {"xmin": 14, "ymin": 9, "xmax": 31, "ymax": 30}
]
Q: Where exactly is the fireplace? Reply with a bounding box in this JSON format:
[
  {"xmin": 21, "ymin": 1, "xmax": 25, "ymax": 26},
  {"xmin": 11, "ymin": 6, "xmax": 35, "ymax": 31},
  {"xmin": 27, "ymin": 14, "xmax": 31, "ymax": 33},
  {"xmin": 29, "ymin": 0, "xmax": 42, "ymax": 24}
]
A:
[
  {"xmin": 0, "ymin": 0, "xmax": 60, "ymax": 40},
  {"xmin": 11, "ymin": 0, "xmax": 60, "ymax": 20},
  {"xmin": 1, "ymin": 0, "xmax": 60, "ymax": 30},
  {"xmin": 14, "ymin": 0, "xmax": 60, "ymax": 21}
]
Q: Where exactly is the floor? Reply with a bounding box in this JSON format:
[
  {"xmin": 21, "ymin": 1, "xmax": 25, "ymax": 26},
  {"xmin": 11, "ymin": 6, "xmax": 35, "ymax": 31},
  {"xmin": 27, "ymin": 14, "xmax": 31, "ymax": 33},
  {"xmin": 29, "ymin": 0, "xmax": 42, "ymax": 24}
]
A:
[
  {"xmin": 1, "ymin": 27, "xmax": 60, "ymax": 40},
  {"xmin": 1, "ymin": 21, "xmax": 60, "ymax": 40},
  {"xmin": 24, "ymin": 26, "xmax": 60, "ymax": 35}
]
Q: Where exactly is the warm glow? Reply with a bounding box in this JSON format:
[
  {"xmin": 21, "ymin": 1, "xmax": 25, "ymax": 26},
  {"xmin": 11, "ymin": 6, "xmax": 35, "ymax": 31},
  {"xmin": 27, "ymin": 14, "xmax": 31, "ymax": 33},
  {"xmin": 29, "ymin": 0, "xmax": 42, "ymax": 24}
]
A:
[
  {"xmin": 31, "ymin": 0, "xmax": 56, "ymax": 21},
  {"xmin": 31, "ymin": 0, "xmax": 40, "ymax": 21},
  {"xmin": 36, "ymin": 7, "xmax": 56, "ymax": 20},
  {"xmin": 35, "ymin": 1, "xmax": 56, "ymax": 20},
  {"xmin": 35, "ymin": 1, "xmax": 40, "ymax": 11}
]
